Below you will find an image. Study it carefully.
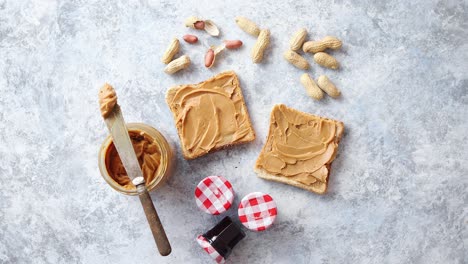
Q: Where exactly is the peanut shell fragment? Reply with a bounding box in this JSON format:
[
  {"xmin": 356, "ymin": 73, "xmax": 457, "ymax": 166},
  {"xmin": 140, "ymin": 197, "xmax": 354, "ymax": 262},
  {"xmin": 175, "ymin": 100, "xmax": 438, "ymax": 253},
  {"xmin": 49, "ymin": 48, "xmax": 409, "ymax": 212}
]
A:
[
  {"xmin": 185, "ymin": 16, "xmax": 219, "ymax": 36},
  {"xmin": 185, "ymin": 16, "xmax": 203, "ymax": 29},
  {"xmin": 203, "ymin": 20, "xmax": 220, "ymax": 36}
]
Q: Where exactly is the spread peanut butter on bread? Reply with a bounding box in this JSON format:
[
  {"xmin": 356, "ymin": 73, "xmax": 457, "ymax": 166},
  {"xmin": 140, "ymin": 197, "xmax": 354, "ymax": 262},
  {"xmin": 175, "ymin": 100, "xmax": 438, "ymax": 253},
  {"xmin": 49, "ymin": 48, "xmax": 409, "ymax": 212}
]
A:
[
  {"xmin": 98, "ymin": 83, "xmax": 117, "ymax": 118},
  {"xmin": 255, "ymin": 104, "xmax": 344, "ymax": 194},
  {"xmin": 166, "ymin": 71, "xmax": 255, "ymax": 159}
]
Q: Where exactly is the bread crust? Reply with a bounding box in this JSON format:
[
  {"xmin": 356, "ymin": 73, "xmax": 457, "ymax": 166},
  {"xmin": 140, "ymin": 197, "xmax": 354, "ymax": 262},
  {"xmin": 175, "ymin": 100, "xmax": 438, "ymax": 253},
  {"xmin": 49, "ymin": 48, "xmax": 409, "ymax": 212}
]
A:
[{"xmin": 254, "ymin": 167, "xmax": 328, "ymax": 194}]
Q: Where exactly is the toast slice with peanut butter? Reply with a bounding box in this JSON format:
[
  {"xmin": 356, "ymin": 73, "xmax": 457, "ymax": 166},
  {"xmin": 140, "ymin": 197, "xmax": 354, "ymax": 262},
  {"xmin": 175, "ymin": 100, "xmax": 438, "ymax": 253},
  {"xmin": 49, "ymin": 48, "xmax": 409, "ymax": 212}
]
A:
[
  {"xmin": 166, "ymin": 71, "xmax": 255, "ymax": 160},
  {"xmin": 254, "ymin": 104, "xmax": 344, "ymax": 194}
]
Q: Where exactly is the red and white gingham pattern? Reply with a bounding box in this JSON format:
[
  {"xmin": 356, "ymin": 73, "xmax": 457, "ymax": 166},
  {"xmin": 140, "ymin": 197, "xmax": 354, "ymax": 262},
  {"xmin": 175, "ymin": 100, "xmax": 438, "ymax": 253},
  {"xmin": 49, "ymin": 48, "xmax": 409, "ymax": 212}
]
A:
[
  {"xmin": 196, "ymin": 235, "xmax": 225, "ymax": 264},
  {"xmin": 194, "ymin": 176, "xmax": 234, "ymax": 215},
  {"xmin": 238, "ymin": 192, "xmax": 277, "ymax": 231}
]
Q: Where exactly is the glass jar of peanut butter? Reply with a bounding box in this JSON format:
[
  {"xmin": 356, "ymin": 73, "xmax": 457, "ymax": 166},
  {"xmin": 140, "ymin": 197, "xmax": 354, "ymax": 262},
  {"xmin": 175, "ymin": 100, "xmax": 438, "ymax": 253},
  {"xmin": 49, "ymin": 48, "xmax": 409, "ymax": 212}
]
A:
[{"xmin": 98, "ymin": 123, "xmax": 173, "ymax": 195}]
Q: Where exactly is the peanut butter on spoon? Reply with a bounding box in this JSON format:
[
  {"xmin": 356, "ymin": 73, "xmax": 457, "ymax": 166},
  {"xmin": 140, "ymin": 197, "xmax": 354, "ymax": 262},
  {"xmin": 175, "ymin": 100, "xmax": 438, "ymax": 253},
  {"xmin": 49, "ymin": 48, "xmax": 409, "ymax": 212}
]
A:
[{"xmin": 98, "ymin": 83, "xmax": 117, "ymax": 118}]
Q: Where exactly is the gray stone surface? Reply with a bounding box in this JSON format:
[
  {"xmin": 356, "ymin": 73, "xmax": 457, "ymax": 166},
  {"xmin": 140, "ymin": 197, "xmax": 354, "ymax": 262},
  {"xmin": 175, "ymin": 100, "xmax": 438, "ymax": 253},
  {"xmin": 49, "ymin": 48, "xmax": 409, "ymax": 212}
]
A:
[{"xmin": 0, "ymin": 0, "xmax": 467, "ymax": 263}]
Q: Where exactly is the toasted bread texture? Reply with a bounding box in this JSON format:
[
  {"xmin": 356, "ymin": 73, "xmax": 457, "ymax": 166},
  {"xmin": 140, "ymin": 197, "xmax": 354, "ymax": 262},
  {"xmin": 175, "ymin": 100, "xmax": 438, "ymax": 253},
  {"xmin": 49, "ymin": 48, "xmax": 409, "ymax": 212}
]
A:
[
  {"xmin": 166, "ymin": 71, "xmax": 255, "ymax": 159},
  {"xmin": 254, "ymin": 166, "xmax": 329, "ymax": 194},
  {"xmin": 254, "ymin": 104, "xmax": 344, "ymax": 194}
]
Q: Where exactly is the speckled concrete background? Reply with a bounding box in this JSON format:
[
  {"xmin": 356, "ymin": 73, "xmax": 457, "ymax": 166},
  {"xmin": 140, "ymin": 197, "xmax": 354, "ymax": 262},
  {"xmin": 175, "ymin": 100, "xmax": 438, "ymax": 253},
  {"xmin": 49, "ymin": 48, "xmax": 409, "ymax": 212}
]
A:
[{"xmin": 0, "ymin": 0, "xmax": 467, "ymax": 263}]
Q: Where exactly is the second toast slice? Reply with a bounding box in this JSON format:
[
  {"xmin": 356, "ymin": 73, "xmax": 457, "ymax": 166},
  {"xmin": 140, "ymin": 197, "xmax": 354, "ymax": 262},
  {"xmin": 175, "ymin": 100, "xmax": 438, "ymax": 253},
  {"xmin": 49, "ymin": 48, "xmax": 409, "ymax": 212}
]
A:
[{"xmin": 255, "ymin": 104, "xmax": 344, "ymax": 194}]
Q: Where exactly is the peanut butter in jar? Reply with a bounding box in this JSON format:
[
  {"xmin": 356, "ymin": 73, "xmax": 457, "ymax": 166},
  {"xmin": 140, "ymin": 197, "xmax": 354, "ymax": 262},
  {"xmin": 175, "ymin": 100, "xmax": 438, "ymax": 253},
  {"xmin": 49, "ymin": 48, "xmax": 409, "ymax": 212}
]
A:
[{"xmin": 98, "ymin": 123, "xmax": 174, "ymax": 195}]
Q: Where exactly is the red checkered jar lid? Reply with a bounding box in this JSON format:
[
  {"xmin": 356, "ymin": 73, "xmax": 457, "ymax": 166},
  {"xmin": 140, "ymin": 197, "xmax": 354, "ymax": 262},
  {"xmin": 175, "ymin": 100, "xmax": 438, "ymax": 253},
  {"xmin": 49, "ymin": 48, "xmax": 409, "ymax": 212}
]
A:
[
  {"xmin": 194, "ymin": 176, "xmax": 234, "ymax": 215},
  {"xmin": 196, "ymin": 235, "xmax": 225, "ymax": 263},
  {"xmin": 238, "ymin": 192, "xmax": 277, "ymax": 231}
]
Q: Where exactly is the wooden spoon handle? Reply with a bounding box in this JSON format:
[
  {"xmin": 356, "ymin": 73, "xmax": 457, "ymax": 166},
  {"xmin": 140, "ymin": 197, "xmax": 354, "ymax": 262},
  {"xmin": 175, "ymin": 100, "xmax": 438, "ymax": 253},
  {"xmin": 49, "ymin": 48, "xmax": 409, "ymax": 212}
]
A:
[{"xmin": 137, "ymin": 184, "xmax": 172, "ymax": 256}]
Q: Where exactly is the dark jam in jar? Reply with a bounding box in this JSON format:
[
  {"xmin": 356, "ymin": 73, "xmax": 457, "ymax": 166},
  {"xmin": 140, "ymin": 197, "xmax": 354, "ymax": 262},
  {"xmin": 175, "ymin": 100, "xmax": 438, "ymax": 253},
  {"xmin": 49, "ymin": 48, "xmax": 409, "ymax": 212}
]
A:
[{"xmin": 202, "ymin": 216, "xmax": 245, "ymax": 259}]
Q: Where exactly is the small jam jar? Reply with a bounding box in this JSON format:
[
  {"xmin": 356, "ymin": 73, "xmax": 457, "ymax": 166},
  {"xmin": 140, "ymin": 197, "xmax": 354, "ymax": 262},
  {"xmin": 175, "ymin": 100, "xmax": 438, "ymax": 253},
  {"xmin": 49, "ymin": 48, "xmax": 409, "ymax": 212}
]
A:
[
  {"xmin": 98, "ymin": 123, "xmax": 173, "ymax": 195},
  {"xmin": 196, "ymin": 216, "xmax": 245, "ymax": 263}
]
